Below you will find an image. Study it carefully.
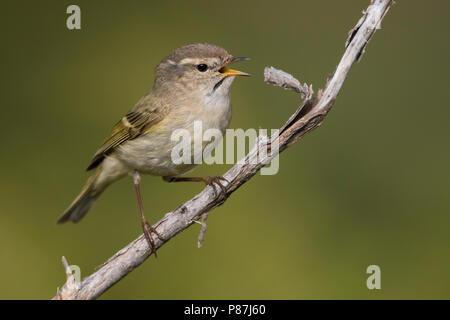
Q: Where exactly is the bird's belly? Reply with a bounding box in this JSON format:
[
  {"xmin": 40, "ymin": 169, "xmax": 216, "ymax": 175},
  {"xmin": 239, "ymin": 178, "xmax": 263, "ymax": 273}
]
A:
[
  {"xmin": 116, "ymin": 133, "xmax": 194, "ymax": 177},
  {"xmin": 116, "ymin": 102, "xmax": 231, "ymax": 177}
]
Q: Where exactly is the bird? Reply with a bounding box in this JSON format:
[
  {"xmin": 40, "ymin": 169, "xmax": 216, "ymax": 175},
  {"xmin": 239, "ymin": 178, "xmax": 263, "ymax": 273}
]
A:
[{"xmin": 57, "ymin": 43, "xmax": 249, "ymax": 255}]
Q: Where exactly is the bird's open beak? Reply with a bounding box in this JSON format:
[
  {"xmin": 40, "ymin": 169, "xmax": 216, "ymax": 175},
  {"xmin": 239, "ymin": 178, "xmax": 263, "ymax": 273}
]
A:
[{"xmin": 218, "ymin": 57, "xmax": 250, "ymax": 77}]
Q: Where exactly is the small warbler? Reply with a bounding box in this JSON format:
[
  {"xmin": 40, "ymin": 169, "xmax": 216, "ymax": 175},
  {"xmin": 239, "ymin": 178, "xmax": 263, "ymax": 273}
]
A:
[{"xmin": 57, "ymin": 43, "xmax": 249, "ymax": 253}]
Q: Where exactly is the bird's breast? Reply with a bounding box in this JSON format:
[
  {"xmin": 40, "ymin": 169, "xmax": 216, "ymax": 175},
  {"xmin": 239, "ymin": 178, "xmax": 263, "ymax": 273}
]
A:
[{"xmin": 116, "ymin": 95, "xmax": 232, "ymax": 176}]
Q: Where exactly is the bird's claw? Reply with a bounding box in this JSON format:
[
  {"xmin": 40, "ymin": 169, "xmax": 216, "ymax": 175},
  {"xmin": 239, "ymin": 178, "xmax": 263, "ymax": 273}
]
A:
[
  {"xmin": 204, "ymin": 176, "xmax": 229, "ymax": 200},
  {"xmin": 142, "ymin": 220, "xmax": 164, "ymax": 257}
]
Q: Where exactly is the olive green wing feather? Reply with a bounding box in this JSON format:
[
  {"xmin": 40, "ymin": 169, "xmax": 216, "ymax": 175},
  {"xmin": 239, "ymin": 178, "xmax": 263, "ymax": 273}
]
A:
[{"xmin": 86, "ymin": 109, "xmax": 163, "ymax": 170}]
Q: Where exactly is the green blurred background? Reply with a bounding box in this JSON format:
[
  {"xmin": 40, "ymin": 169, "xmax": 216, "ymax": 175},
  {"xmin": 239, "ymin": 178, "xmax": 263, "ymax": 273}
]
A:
[{"xmin": 1, "ymin": 0, "xmax": 449, "ymax": 299}]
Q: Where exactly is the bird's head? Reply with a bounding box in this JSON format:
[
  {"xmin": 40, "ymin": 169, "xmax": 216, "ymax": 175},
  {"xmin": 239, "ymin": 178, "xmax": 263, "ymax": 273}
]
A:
[{"xmin": 154, "ymin": 43, "xmax": 249, "ymax": 99}]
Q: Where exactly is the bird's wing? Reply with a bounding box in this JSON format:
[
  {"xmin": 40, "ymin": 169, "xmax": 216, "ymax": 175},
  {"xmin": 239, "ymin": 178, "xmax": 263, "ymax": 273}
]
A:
[{"xmin": 86, "ymin": 108, "xmax": 164, "ymax": 171}]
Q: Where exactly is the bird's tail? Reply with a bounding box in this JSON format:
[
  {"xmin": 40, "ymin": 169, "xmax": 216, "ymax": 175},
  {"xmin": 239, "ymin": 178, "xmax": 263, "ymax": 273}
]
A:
[{"xmin": 57, "ymin": 169, "xmax": 103, "ymax": 224}]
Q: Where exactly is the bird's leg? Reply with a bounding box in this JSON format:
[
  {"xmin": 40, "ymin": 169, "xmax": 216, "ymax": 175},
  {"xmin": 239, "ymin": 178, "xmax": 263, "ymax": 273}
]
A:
[
  {"xmin": 132, "ymin": 170, "xmax": 163, "ymax": 256},
  {"xmin": 163, "ymin": 176, "xmax": 229, "ymax": 199}
]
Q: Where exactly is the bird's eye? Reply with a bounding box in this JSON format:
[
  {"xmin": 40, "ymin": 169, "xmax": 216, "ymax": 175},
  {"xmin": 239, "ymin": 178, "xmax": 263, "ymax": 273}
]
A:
[{"xmin": 196, "ymin": 64, "xmax": 208, "ymax": 72}]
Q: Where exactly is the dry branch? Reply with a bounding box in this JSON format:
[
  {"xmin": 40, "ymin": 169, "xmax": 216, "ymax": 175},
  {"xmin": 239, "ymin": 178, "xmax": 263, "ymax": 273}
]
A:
[{"xmin": 52, "ymin": 0, "xmax": 393, "ymax": 300}]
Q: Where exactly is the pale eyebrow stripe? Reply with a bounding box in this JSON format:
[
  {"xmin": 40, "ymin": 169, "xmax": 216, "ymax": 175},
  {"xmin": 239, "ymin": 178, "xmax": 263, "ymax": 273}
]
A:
[
  {"xmin": 178, "ymin": 58, "xmax": 201, "ymax": 65},
  {"xmin": 178, "ymin": 57, "xmax": 220, "ymax": 66}
]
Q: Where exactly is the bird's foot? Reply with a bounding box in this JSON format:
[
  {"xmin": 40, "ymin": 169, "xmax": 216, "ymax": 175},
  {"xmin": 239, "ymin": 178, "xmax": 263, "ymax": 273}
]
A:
[
  {"xmin": 203, "ymin": 176, "xmax": 229, "ymax": 200},
  {"xmin": 142, "ymin": 220, "xmax": 164, "ymax": 257}
]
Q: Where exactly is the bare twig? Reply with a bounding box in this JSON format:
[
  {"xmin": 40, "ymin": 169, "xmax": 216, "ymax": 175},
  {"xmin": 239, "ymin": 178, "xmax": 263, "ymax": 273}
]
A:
[
  {"xmin": 264, "ymin": 66, "xmax": 310, "ymax": 99},
  {"xmin": 53, "ymin": 0, "xmax": 393, "ymax": 300},
  {"xmin": 53, "ymin": 257, "xmax": 81, "ymax": 300},
  {"xmin": 197, "ymin": 212, "xmax": 209, "ymax": 248}
]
